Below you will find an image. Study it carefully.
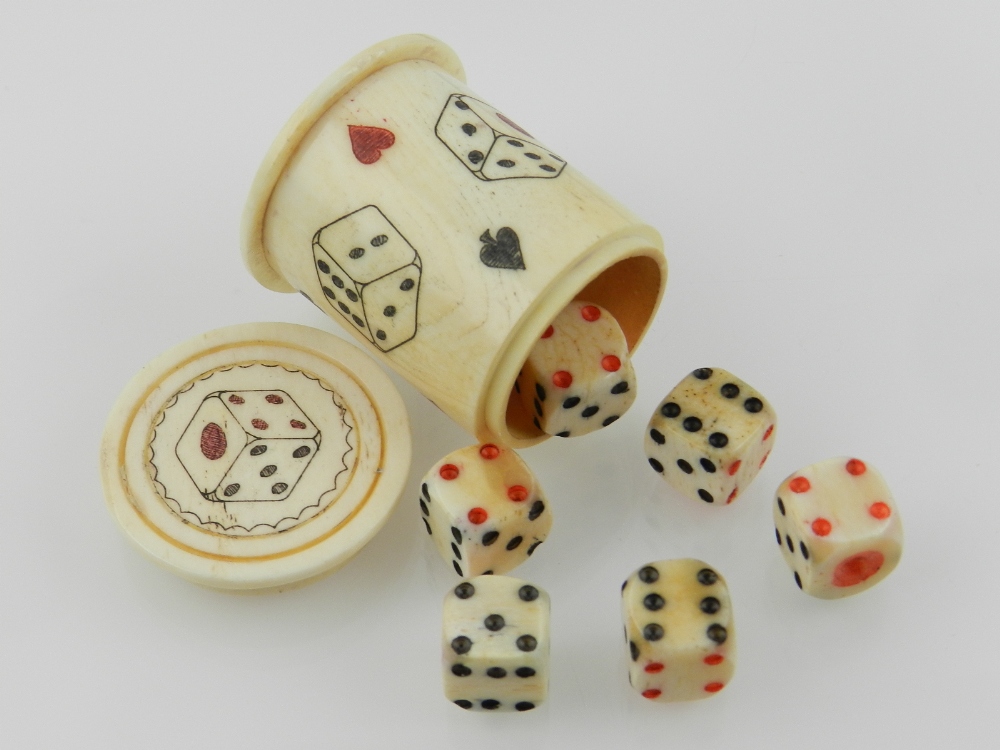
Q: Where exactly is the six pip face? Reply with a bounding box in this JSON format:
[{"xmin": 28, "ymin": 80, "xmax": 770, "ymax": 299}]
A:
[
  {"xmin": 621, "ymin": 559, "xmax": 736, "ymax": 702},
  {"xmin": 442, "ymin": 575, "xmax": 550, "ymax": 712}
]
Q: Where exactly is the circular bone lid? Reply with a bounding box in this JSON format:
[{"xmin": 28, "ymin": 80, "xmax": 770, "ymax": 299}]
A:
[{"xmin": 100, "ymin": 322, "xmax": 411, "ymax": 591}]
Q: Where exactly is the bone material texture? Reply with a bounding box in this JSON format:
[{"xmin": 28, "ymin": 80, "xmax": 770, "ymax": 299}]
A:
[
  {"xmin": 645, "ymin": 367, "xmax": 776, "ymax": 506},
  {"xmin": 241, "ymin": 34, "xmax": 666, "ymax": 447},
  {"xmin": 443, "ymin": 575, "xmax": 550, "ymax": 712},
  {"xmin": 622, "ymin": 559, "xmax": 736, "ymax": 702},
  {"xmin": 100, "ymin": 323, "xmax": 411, "ymax": 591},
  {"xmin": 516, "ymin": 300, "xmax": 636, "ymax": 438},
  {"xmin": 420, "ymin": 443, "xmax": 551, "ymax": 577},
  {"xmin": 773, "ymin": 457, "xmax": 903, "ymax": 599}
]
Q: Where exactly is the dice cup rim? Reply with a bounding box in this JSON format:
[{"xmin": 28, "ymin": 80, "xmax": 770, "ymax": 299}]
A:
[
  {"xmin": 99, "ymin": 322, "xmax": 412, "ymax": 591},
  {"xmin": 241, "ymin": 34, "xmax": 466, "ymax": 293}
]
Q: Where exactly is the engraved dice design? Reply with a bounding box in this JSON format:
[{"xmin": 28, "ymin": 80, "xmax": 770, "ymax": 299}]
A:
[
  {"xmin": 175, "ymin": 390, "xmax": 321, "ymax": 502},
  {"xmin": 443, "ymin": 576, "xmax": 550, "ymax": 712},
  {"xmin": 435, "ymin": 94, "xmax": 566, "ymax": 181},
  {"xmin": 622, "ymin": 559, "xmax": 735, "ymax": 702},
  {"xmin": 774, "ymin": 457, "xmax": 903, "ymax": 599},
  {"xmin": 645, "ymin": 367, "xmax": 776, "ymax": 505},
  {"xmin": 420, "ymin": 444, "xmax": 551, "ymax": 577},
  {"xmin": 312, "ymin": 205, "xmax": 421, "ymax": 352},
  {"xmin": 516, "ymin": 301, "xmax": 636, "ymax": 438}
]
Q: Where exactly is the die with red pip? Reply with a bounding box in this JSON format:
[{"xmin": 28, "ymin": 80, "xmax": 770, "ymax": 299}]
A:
[
  {"xmin": 774, "ymin": 457, "xmax": 903, "ymax": 598},
  {"xmin": 420, "ymin": 443, "xmax": 551, "ymax": 577},
  {"xmin": 645, "ymin": 367, "xmax": 775, "ymax": 505}
]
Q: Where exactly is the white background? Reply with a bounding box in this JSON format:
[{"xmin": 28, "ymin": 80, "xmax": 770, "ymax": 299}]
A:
[{"xmin": 1, "ymin": 2, "xmax": 997, "ymax": 748}]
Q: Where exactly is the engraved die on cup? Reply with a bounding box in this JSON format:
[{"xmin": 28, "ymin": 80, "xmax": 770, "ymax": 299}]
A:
[{"xmin": 312, "ymin": 205, "xmax": 422, "ymax": 353}]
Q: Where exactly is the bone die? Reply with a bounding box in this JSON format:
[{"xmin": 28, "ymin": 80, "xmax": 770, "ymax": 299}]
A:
[
  {"xmin": 443, "ymin": 575, "xmax": 550, "ymax": 712},
  {"xmin": 774, "ymin": 457, "xmax": 903, "ymax": 599},
  {"xmin": 645, "ymin": 367, "xmax": 776, "ymax": 506},
  {"xmin": 420, "ymin": 443, "xmax": 551, "ymax": 577},
  {"xmin": 517, "ymin": 300, "xmax": 637, "ymax": 438}
]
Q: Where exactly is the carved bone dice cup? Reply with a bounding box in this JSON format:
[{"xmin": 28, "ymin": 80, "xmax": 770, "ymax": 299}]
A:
[
  {"xmin": 242, "ymin": 34, "xmax": 667, "ymax": 447},
  {"xmin": 100, "ymin": 323, "xmax": 411, "ymax": 591}
]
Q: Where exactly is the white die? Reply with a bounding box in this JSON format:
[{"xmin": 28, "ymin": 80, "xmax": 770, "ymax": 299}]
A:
[
  {"xmin": 312, "ymin": 205, "xmax": 421, "ymax": 352},
  {"xmin": 420, "ymin": 443, "xmax": 551, "ymax": 577},
  {"xmin": 645, "ymin": 367, "xmax": 776, "ymax": 505},
  {"xmin": 774, "ymin": 457, "xmax": 903, "ymax": 599},
  {"xmin": 622, "ymin": 559, "xmax": 736, "ymax": 702},
  {"xmin": 517, "ymin": 301, "xmax": 636, "ymax": 438},
  {"xmin": 443, "ymin": 575, "xmax": 550, "ymax": 712}
]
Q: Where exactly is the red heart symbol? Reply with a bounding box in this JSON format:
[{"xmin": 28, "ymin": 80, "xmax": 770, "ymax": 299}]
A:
[{"xmin": 348, "ymin": 125, "xmax": 395, "ymax": 165}]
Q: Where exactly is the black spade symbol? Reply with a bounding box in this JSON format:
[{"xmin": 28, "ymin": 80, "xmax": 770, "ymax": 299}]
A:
[{"xmin": 479, "ymin": 227, "xmax": 525, "ymax": 270}]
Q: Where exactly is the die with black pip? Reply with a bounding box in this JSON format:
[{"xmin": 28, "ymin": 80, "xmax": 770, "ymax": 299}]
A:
[
  {"xmin": 516, "ymin": 300, "xmax": 636, "ymax": 438},
  {"xmin": 443, "ymin": 575, "xmax": 550, "ymax": 712},
  {"xmin": 420, "ymin": 443, "xmax": 551, "ymax": 577},
  {"xmin": 622, "ymin": 559, "xmax": 735, "ymax": 702},
  {"xmin": 645, "ymin": 367, "xmax": 776, "ymax": 505}
]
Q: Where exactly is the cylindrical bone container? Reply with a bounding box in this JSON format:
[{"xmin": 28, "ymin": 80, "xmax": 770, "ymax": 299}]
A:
[{"xmin": 243, "ymin": 34, "xmax": 667, "ymax": 447}]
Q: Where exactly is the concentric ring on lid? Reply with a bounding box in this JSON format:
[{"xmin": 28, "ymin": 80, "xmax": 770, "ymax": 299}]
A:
[{"xmin": 100, "ymin": 322, "xmax": 411, "ymax": 591}]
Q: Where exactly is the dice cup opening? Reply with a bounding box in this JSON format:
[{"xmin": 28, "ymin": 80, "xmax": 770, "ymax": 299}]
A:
[{"xmin": 486, "ymin": 232, "xmax": 666, "ymax": 446}]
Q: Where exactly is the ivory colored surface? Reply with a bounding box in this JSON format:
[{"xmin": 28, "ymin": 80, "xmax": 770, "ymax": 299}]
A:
[
  {"xmin": 517, "ymin": 301, "xmax": 637, "ymax": 437},
  {"xmin": 622, "ymin": 559, "xmax": 736, "ymax": 702},
  {"xmin": 443, "ymin": 576, "xmax": 550, "ymax": 712},
  {"xmin": 645, "ymin": 367, "xmax": 776, "ymax": 506},
  {"xmin": 6, "ymin": 5, "xmax": 998, "ymax": 748},
  {"xmin": 99, "ymin": 323, "xmax": 411, "ymax": 590},
  {"xmin": 420, "ymin": 443, "xmax": 551, "ymax": 577},
  {"xmin": 242, "ymin": 34, "xmax": 666, "ymax": 447},
  {"xmin": 773, "ymin": 458, "xmax": 903, "ymax": 599}
]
